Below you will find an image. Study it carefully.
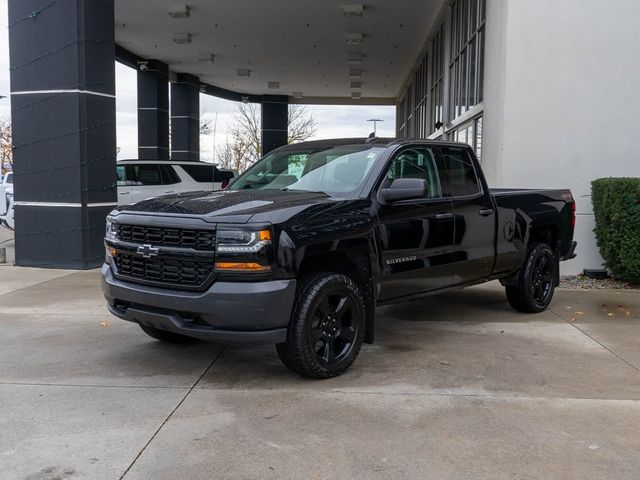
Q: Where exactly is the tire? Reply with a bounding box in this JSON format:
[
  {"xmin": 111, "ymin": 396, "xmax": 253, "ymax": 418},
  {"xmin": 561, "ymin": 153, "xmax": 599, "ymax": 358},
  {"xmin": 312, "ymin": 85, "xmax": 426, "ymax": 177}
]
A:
[
  {"xmin": 139, "ymin": 324, "xmax": 197, "ymax": 343},
  {"xmin": 276, "ymin": 272, "xmax": 365, "ymax": 379},
  {"xmin": 506, "ymin": 242, "xmax": 558, "ymax": 313}
]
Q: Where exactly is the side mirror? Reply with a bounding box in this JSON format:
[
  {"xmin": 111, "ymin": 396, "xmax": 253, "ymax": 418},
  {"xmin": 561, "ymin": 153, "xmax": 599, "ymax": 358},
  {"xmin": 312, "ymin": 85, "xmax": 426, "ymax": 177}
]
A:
[{"xmin": 380, "ymin": 178, "xmax": 428, "ymax": 203}]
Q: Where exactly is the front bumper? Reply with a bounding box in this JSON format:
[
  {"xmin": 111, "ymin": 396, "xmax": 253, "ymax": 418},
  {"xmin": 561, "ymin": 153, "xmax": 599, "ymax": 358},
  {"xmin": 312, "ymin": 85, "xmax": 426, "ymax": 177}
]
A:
[{"xmin": 101, "ymin": 264, "xmax": 295, "ymax": 345}]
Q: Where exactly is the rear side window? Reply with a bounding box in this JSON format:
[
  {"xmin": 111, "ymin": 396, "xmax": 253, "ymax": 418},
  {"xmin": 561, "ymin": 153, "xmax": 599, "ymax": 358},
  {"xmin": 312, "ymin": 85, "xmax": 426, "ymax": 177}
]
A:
[
  {"xmin": 439, "ymin": 147, "xmax": 481, "ymax": 197},
  {"xmin": 216, "ymin": 170, "xmax": 236, "ymax": 184},
  {"xmin": 181, "ymin": 164, "xmax": 216, "ymax": 183},
  {"xmin": 160, "ymin": 165, "xmax": 181, "ymax": 185},
  {"xmin": 386, "ymin": 147, "xmax": 442, "ymax": 198}
]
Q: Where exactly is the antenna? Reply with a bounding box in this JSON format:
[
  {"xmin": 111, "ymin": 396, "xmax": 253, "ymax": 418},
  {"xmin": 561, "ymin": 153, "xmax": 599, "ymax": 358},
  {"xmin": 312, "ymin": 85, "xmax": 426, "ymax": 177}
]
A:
[{"xmin": 367, "ymin": 118, "xmax": 383, "ymax": 135}]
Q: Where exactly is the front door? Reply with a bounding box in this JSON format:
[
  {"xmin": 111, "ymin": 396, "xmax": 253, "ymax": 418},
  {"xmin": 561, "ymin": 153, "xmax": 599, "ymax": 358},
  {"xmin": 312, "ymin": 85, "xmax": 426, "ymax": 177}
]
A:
[
  {"xmin": 377, "ymin": 146, "xmax": 455, "ymax": 301},
  {"xmin": 116, "ymin": 165, "xmax": 134, "ymax": 205}
]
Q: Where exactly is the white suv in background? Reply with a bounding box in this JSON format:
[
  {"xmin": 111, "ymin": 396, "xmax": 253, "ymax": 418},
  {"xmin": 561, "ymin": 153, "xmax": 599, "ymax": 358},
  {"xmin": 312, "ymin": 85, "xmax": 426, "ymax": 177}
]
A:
[{"xmin": 116, "ymin": 160, "xmax": 237, "ymax": 205}]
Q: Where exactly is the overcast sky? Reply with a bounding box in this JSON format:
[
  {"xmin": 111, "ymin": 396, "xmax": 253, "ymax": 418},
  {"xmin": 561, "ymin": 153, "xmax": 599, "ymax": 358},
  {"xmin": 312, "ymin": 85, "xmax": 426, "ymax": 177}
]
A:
[{"xmin": 0, "ymin": 2, "xmax": 396, "ymax": 163}]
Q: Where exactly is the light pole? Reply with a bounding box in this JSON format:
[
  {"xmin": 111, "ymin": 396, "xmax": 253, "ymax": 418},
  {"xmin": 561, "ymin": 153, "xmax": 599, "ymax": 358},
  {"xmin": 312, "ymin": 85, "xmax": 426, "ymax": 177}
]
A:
[{"xmin": 367, "ymin": 118, "xmax": 383, "ymax": 136}]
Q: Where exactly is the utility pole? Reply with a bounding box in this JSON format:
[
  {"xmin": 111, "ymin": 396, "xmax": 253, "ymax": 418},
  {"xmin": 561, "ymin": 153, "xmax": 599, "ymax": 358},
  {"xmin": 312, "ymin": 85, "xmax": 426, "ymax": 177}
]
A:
[{"xmin": 367, "ymin": 118, "xmax": 383, "ymax": 135}]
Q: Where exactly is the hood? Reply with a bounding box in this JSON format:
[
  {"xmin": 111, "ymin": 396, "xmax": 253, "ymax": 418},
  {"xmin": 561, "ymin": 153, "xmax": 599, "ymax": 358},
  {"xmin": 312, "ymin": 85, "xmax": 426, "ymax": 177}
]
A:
[{"xmin": 114, "ymin": 189, "xmax": 337, "ymax": 223}]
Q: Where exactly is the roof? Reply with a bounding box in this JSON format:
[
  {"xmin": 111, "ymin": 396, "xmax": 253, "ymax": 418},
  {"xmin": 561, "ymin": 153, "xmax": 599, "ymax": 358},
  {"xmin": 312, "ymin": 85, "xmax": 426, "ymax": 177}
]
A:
[{"xmin": 276, "ymin": 137, "xmax": 469, "ymax": 151}]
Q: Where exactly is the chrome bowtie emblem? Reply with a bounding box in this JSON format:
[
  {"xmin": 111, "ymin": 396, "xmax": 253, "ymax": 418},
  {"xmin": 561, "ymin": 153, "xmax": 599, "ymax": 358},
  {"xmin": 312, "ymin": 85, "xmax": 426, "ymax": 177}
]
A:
[{"xmin": 137, "ymin": 244, "xmax": 160, "ymax": 258}]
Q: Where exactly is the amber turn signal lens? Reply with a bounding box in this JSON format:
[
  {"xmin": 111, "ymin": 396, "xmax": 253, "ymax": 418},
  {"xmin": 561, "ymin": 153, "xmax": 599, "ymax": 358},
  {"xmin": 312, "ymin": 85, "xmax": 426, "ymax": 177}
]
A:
[
  {"xmin": 258, "ymin": 229, "xmax": 271, "ymax": 241},
  {"xmin": 215, "ymin": 262, "xmax": 271, "ymax": 272},
  {"xmin": 106, "ymin": 246, "xmax": 117, "ymax": 257}
]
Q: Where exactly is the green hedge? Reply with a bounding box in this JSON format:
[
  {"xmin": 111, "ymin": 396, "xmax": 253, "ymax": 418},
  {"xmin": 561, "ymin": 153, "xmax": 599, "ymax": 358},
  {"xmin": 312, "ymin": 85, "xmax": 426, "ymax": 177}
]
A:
[{"xmin": 592, "ymin": 178, "xmax": 640, "ymax": 283}]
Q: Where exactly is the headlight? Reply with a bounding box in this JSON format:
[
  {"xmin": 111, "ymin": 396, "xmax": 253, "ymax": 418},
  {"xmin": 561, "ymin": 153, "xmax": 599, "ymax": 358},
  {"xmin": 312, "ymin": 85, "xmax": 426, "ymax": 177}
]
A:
[
  {"xmin": 216, "ymin": 229, "xmax": 271, "ymax": 253},
  {"xmin": 215, "ymin": 225, "xmax": 273, "ymax": 273},
  {"xmin": 105, "ymin": 217, "xmax": 117, "ymax": 240}
]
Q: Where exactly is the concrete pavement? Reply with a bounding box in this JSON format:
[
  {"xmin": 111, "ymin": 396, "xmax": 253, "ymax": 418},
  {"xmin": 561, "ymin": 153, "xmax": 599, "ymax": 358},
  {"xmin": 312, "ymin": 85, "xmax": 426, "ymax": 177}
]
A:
[{"xmin": 0, "ymin": 259, "xmax": 639, "ymax": 479}]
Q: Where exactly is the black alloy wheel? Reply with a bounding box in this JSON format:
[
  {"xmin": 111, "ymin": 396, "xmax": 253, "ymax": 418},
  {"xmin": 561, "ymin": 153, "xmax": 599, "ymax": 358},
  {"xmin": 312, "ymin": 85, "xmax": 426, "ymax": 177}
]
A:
[
  {"xmin": 506, "ymin": 242, "xmax": 558, "ymax": 313},
  {"xmin": 277, "ymin": 272, "xmax": 365, "ymax": 378}
]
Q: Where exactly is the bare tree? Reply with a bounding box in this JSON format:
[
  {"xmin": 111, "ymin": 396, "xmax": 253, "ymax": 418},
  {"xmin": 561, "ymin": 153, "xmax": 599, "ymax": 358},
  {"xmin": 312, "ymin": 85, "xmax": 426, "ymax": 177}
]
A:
[
  {"xmin": 288, "ymin": 104, "xmax": 317, "ymax": 144},
  {"xmin": 199, "ymin": 108, "xmax": 212, "ymax": 136},
  {"xmin": 216, "ymin": 103, "xmax": 316, "ymax": 173},
  {"xmin": 0, "ymin": 118, "xmax": 12, "ymax": 170}
]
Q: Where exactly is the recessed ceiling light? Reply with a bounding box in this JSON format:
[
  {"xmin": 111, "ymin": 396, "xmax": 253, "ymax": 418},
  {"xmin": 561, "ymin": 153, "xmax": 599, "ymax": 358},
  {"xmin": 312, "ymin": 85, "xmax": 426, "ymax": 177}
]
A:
[
  {"xmin": 137, "ymin": 61, "xmax": 149, "ymax": 71},
  {"xmin": 292, "ymin": 92, "xmax": 304, "ymax": 99},
  {"xmin": 348, "ymin": 52, "xmax": 363, "ymax": 65},
  {"xmin": 344, "ymin": 33, "xmax": 364, "ymax": 45},
  {"xmin": 172, "ymin": 33, "xmax": 192, "ymax": 44},
  {"xmin": 343, "ymin": 4, "xmax": 364, "ymax": 17},
  {"xmin": 268, "ymin": 81, "xmax": 280, "ymax": 89},
  {"xmin": 349, "ymin": 68, "xmax": 363, "ymax": 79},
  {"xmin": 198, "ymin": 54, "xmax": 215, "ymax": 63},
  {"xmin": 237, "ymin": 68, "xmax": 251, "ymax": 77},
  {"xmin": 351, "ymin": 92, "xmax": 362, "ymax": 100},
  {"xmin": 168, "ymin": 5, "xmax": 190, "ymax": 18},
  {"xmin": 350, "ymin": 81, "xmax": 362, "ymax": 89}
]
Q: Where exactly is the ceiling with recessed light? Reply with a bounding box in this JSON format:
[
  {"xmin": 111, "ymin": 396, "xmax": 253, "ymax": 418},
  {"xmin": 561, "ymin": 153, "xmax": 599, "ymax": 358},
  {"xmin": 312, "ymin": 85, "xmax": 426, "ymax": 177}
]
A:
[{"xmin": 115, "ymin": 0, "xmax": 445, "ymax": 104}]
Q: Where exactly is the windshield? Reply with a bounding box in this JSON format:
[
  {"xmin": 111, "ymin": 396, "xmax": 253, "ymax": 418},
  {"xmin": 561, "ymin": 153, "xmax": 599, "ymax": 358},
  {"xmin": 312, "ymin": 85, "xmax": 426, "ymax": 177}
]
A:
[{"xmin": 230, "ymin": 145, "xmax": 384, "ymax": 196}]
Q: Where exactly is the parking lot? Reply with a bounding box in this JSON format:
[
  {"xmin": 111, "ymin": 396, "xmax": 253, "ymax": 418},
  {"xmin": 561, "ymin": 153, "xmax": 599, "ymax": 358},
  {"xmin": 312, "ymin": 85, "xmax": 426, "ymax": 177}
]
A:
[{"xmin": 1, "ymin": 245, "xmax": 639, "ymax": 479}]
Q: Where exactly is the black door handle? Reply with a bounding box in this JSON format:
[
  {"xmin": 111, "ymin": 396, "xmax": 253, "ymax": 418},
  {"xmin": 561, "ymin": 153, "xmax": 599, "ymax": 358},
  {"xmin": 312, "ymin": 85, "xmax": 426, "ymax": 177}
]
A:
[
  {"xmin": 435, "ymin": 212, "xmax": 454, "ymax": 220},
  {"xmin": 479, "ymin": 209, "xmax": 494, "ymax": 216}
]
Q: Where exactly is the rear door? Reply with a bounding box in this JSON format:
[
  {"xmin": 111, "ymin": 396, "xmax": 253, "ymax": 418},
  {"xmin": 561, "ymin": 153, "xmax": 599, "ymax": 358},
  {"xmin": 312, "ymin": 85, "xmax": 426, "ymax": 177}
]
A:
[
  {"xmin": 377, "ymin": 146, "xmax": 455, "ymax": 300},
  {"xmin": 438, "ymin": 146, "xmax": 495, "ymax": 284},
  {"xmin": 128, "ymin": 164, "xmax": 181, "ymax": 202}
]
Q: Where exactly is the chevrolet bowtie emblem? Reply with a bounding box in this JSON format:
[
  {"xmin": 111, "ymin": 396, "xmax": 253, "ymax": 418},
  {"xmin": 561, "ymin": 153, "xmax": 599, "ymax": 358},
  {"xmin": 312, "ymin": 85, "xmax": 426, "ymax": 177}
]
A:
[{"xmin": 137, "ymin": 244, "xmax": 160, "ymax": 258}]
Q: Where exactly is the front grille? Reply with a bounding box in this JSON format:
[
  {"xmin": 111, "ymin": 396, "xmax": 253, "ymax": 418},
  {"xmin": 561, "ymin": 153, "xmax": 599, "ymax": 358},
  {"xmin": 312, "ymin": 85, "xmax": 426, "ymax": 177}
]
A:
[
  {"xmin": 116, "ymin": 224, "xmax": 215, "ymax": 251},
  {"xmin": 114, "ymin": 253, "xmax": 214, "ymax": 288}
]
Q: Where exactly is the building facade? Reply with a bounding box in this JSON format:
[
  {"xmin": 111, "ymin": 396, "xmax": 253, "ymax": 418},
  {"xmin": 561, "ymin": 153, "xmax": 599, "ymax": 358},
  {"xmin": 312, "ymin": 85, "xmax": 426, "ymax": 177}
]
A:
[{"xmin": 396, "ymin": 0, "xmax": 640, "ymax": 274}]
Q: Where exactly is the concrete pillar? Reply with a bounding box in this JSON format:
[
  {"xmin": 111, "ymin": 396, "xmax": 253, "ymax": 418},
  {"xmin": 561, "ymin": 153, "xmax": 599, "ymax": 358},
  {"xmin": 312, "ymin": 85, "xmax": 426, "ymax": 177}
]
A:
[
  {"xmin": 137, "ymin": 60, "xmax": 169, "ymax": 160},
  {"xmin": 171, "ymin": 73, "xmax": 200, "ymax": 161},
  {"xmin": 261, "ymin": 95, "xmax": 288, "ymax": 155},
  {"xmin": 8, "ymin": 0, "xmax": 116, "ymax": 269}
]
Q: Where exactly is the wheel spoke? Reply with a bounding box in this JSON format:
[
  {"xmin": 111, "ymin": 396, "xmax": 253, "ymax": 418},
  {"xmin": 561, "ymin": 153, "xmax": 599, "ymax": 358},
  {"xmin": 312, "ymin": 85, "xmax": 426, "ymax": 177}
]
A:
[
  {"xmin": 339, "ymin": 326, "xmax": 356, "ymax": 344},
  {"xmin": 334, "ymin": 295, "xmax": 352, "ymax": 319},
  {"xmin": 322, "ymin": 340, "xmax": 335, "ymax": 362},
  {"xmin": 535, "ymin": 285, "xmax": 544, "ymax": 300},
  {"xmin": 317, "ymin": 296, "xmax": 332, "ymax": 318}
]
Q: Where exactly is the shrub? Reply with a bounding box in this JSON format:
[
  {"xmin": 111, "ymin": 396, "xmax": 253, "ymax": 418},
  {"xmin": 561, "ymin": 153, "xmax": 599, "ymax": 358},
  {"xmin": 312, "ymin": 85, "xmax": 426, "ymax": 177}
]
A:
[{"xmin": 591, "ymin": 178, "xmax": 640, "ymax": 283}]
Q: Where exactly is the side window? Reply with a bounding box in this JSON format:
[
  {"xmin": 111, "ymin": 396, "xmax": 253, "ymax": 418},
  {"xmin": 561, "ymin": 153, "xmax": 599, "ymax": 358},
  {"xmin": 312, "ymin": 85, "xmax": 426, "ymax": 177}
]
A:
[
  {"xmin": 180, "ymin": 164, "xmax": 214, "ymax": 183},
  {"xmin": 386, "ymin": 147, "xmax": 442, "ymax": 198},
  {"xmin": 130, "ymin": 165, "xmax": 162, "ymax": 186},
  {"xmin": 214, "ymin": 170, "xmax": 236, "ymax": 184},
  {"xmin": 160, "ymin": 165, "xmax": 181, "ymax": 185},
  {"xmin": 116, "ymin": 166, "xmax": 127, "ymax": 186},
  {"xmin": 440, "ymin": 147, "xmax": 481, "ymax": 197}
]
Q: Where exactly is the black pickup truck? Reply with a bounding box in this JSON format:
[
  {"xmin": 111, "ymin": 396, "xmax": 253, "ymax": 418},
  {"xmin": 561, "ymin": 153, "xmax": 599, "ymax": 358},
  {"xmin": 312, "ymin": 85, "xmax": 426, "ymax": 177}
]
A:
[{"xmin": 102, "ymin": 138, "xmax": 577, "ymax": 378}]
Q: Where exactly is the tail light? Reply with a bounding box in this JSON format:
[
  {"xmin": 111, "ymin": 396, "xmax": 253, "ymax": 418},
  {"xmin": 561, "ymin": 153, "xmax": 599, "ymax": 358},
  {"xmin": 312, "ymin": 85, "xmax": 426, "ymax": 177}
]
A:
[{"xmin": 221, "ymin": 180, "xmax": 229, "ymax": 190}]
